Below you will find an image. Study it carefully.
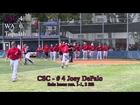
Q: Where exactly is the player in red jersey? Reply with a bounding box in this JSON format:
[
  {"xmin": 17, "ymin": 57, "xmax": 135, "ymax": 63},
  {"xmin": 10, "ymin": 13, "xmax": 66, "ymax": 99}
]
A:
[
  {"xmin": 87, "ymin": 43, "xmax": 90, "ymax": 60},
  {"xmin": 5, "ymin": 41, "xmax": 22, "ymax": 82},
  {"xmin": 82, "ymin": 42, "xmax": 88, "ymax": 60},
  {"xmin": 22, "ymin": 44, "xmax": 27, "ymax": 58},
  {"xmin": 58, "ymin": 42, "xmax": 65, "ymax": 61},
  {"xmin": 53, "ymin": 43, "xmax": 59, "ymax": 61},
  {"xmin": 76, "ymin": 43, "xmax": 81, "ymax": 60},
  {"xmin": 96, "ymin": 43, "xmax": 102, "ymax": 60},
  {"xmin": 103, "ymin": 43, "xmax": 109, "ymax": 59},
  {"xmin": 36, "ymin": 45, "xmax": 43, "ymax": 58},
  {"xmin": 43, "ymin": 44, "xmax": 49, "ymax": 60},
  {"xmin": 61, "ymin": 43, "xmax": 69, "ymax": 68},
  {"xmin": 49, "ymin": 44, "xmax": 54, "ymax": 60},
  {"xmin": 89, "ymin": 43, "xmax": 95, "ymax": 60},
  {"xmin": 73, "ymin": 43, "xmax": 77, "ymax": 60}
]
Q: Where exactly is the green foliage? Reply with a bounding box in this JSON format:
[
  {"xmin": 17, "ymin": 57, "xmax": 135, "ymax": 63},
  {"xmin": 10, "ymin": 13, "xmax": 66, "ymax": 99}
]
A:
[
  {"xmin": 35, "ymin": 13, "xmax": 48, "ymax": 22},
  {"xmin": 45, "ymin": 13, "xmax": 79, "ymax": 22},
  {"xmin": 31, "ymin": 13, "xmax": 79, "ymax": 22},
  {"xmin": 81, "ymin": 13, "xmax": 93, "ymax": 20},
  {"xmin": 81, "ymin": 13, "xmax": 93, "ymax": 23}
]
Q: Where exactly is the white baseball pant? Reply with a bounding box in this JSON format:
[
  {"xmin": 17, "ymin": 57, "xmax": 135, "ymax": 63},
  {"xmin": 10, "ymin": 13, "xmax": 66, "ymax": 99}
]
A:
[
  {"xmin": 61, "ymin": 53, "xmax": 69, "ymax": 66},
  {"xmin": 49, "ymin": 52, "xmax": 53, "ymax": 60},
  {"xmin": 89, "ymin": 51, "xmax": 94, "ymax": 59},
  {"xmin": 74, "ymin": 51, "xmax": 81, "ymax": 60},
  {"xmin": 73, "ymin": 51, "xmax": 77, "ymax": 60},
  {"xmin": 10, "ymin": 59, "xmax": 18, "ymax": 81},
  {"xmin": 97, "ymin": 51, "xmax": 102, "ymax": 60},
  {"xmin": 53, "ymin": 51, "xmax": 57, "ymax": 61},
  {"xmin": 83, "ymin": 50, "xmax": 87, "ymax": 60},
  {"xmin": 103, "ymin": 51, "xmax": 108, "ymax": 58}
]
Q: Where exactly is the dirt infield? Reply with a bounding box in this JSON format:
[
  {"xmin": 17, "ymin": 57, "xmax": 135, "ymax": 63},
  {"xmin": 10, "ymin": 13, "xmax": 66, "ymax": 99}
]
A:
[{"xmin": 57, "ymin": 59, "xmax": 140, "ymax": 65}]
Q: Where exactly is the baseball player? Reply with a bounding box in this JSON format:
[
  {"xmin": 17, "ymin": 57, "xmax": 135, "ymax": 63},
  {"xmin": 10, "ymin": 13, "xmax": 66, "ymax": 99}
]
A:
[
  {"xmin": 73, "ymin": 43, "xmax": 77, "ymax": 60},
  {"xmin": 55, "ymin": 44, "xmax": 59, "ymax": 59},
  {"xmin": 17, "ymin": 45, "xmax": 21, "ymax": 50},
  {"xmin": 24, "ymin": 49, "xmax": 34, "ymax": 65},
  {"xmin": 96, "ymin": 43, "xmax": 102, "ymax": 60},
  {"xmin": 43, "ymin": 44, "xmax": 49, "ymax": 60},
  {"xmin": 49, "ymin": 44, "xmax": 54, "ymax": 60},
  {"xmin": 53, "ymin": 44, "xmax": 59, "ymax": 61},
  {"xmin": 36, "ymin": 45, "xmax": 43, "ymax": 58},
  {"xmin": 76, "ymin": 43, "xmax": 81, "ymax": 60},
  {"xmin": 87, "ymin": 43, "xmax": 90, "ymax": 60},
  {"xmin": 89, "ymin": 43, "xmax": 95, "ymax": 60},
  {"xmin": 22, "ymin": 44, "xmax": 27, "ymax": 58},
  {"xmin": 82, "ymin": 42, "xmax": 88, "ymax": 60},
  {"xmin": 58, "ymin": 42, "xmax": 64, "ymax": 61},
  {"xmin": 68, "ymin": 43, "xmax": 74, "ymax": 62},
  {"xmin": 61, "ymin": 43, "xmax": 69, "ymax": 68},
  {"xmin": 103, "ymin": 43, "xmax": 109, "ymax": 59},
  {"xmin": 5, "ymin": 41, "xmax": 22, "ymax": 82}
]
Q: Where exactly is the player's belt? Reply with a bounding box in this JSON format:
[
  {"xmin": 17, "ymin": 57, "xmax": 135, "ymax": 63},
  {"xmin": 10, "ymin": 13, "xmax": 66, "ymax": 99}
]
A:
[{"xmin": 11, "ymin": 59, "xmax": 18, "ymax": 60}]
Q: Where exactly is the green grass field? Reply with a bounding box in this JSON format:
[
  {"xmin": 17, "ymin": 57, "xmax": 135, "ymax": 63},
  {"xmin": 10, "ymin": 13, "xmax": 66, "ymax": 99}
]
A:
[{"xmin": 0, "ymin": 58, "xmax": 140, "ymax": 92}]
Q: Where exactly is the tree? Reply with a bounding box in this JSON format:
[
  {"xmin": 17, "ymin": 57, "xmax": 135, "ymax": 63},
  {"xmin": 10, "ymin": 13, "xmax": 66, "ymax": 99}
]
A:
[
  {"xmin": 30, "ymin": 13, "xmax": 79, "ymax": 22},
  {"xmin": 44, "ymin": 13, "xmax": 79, "ymax": 22},
  {"xmin": 31, "ymin": 13, "xmax": 48, "ymax": 22},
  {"xmin": 81, "ymin": 13, "xmax": 93, "ymax": 24}
]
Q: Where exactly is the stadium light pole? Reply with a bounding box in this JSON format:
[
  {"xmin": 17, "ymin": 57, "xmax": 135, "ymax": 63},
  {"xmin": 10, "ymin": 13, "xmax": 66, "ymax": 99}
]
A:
[
  {"xmin": 80, "ymin": 13, "xmax": 82, "ymax": 50},
  {"xmin": 38, "ymin": 21, "xmax": 40, "ymax": 46},
  {"xmin": 19, "ymin": 17, "xmax": 23, "ymax": 48},
  {"xmin": 58, "ymin": 19, "xmax": 61, "ymax": 43},
  {"xmin": 102, "ymin": 13, "xmax": 104, "ymax": 46},
  {"xmin": 126, "ymin": 13, "xmax": 129, "ymax": 51},
  {"xmin": 2, "ymin": 22, "xmax": 4, "ymax": 48}
]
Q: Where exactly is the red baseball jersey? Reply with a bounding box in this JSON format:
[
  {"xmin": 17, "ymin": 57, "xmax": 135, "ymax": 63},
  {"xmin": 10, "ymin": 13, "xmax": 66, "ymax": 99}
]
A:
[
  {"xmin": 89, "ymin": 45, "xmax": 95, "ymax": 51},
  {"xmin": 87, "ymin": 44, "xmax": 90, "ymax": 50},
  {"xmin": 6, "ymin": 47, "xmax": 22, "ymax": 60},
  {"xmin": 43, "ymin": 45, "xmax": 49, "ymax": 52},
  {"xmin": 62, "ymin": 45, "xmax": 69, "ymax": 53},
  {"xmin": 103, "ymin": 45, "xmax": 109, "ymax": 51},
  {"xmin": 116, "ymin": 46, "xmax": 120, "ymax": 51},
  {"xmin": 59, "ymin": 44, "xmax": 64, "ymax": 52},
  {"xmin": 73, "ymin": 46, "xmax": 77, "ymax": 51},
  {"xmin": 56, "ymin": 46, "xmax": 59, "ymax": 52},
  {"xmin": 22, "ymin": 46, "xmax": 26, "ymax": 53},
  {"xmin": 76, "ymin": 45, "xmax": 80, "ymax": 51},
  {"xmin": 97, "ymin": 45, "xmax": 102, "ymax": 51},
  {"xmin": 37, "ymin": 47, "xmax": 43, "ymax": 51},
  {"xmin": 53, "ymin": 45, "xmax": 59, "ymax": 52},
  {"xmin": 49, "ymin": 46, "xmax": 54, "ymax": 52},
  {"xmin": 82, "ymin": 44, "xmax": 88, "ymax": 50}
]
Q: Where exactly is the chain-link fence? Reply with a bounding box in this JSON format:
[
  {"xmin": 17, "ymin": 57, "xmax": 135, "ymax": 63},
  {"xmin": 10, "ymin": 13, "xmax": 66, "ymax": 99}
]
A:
[{"xmin": 0, "ymin": 13, "xmax": 140, "ymax": 51}]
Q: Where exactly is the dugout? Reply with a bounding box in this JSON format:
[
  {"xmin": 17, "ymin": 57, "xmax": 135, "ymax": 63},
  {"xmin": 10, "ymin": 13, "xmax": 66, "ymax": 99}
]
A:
[{"xmin": 0, "ymin": 35, "xmax": 69, "ymax": 52}]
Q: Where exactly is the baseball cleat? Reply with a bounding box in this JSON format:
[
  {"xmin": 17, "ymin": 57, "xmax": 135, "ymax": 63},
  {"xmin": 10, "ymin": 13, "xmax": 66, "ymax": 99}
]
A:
[{"xmin": 12, "ymin": 80, "xmax": 16, "ymax": 82}]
